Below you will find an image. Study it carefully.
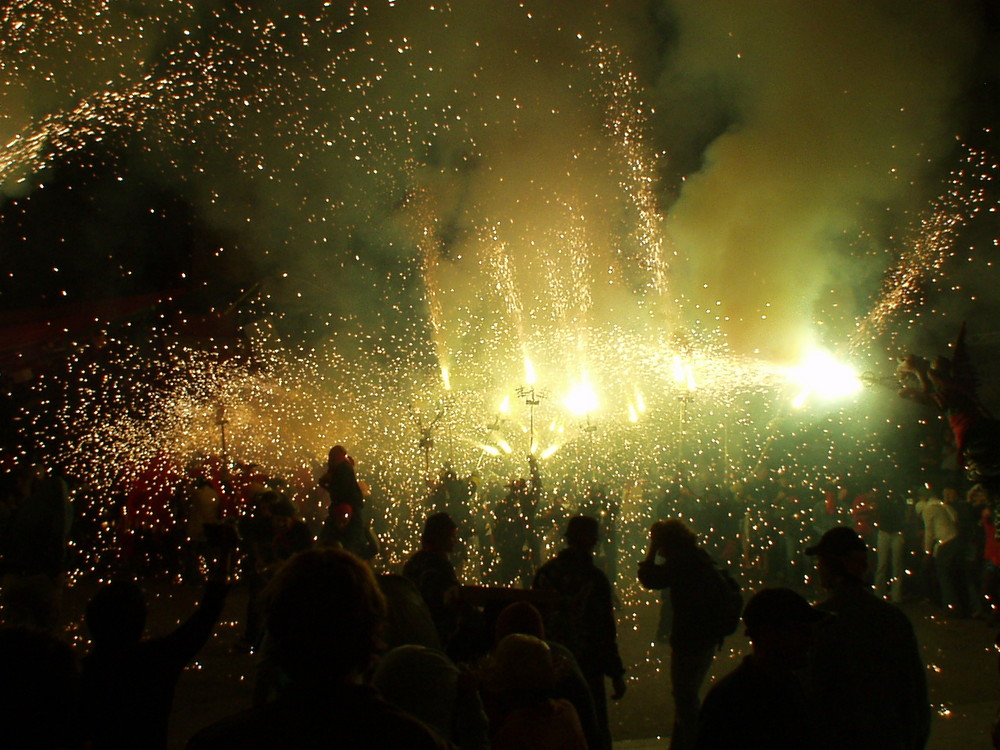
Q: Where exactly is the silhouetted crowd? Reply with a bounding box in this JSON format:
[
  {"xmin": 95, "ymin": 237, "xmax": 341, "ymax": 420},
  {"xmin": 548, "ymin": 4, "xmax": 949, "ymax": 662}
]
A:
[{"xmin": 3, "ymin": 444, "xmax": 997, "ymax": 749}]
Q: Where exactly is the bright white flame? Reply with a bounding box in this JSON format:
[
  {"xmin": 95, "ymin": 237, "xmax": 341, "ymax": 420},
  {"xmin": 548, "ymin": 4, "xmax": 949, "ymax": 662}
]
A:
[
  {"xmin": 628, "ymin": 403, "xmax": 639, "ymax": 423},
  {"xmin": 672, "ymin": 354, "xmax": 686, "ymax": 384},
  {"xmin": 540, "ymin": 444, "xmax": 559, "ymax": 459},
  {"xmin": 480, "ymin": 444, "xmax": 501, "ymax": 456},
  {"xmin": 564, "ymin": 381, "xmax": 598, "ymax": 416},
  {"xmin": 789, "ymin": 349, "xmax": 862, "ymax": 404},
  {"xmin": 635, "ymin": 390, "xmax": 646, "ymax": 413},
  {"xmin": 441, "ymin": 366, "xmax": 451, "ymax": 391},
  {"xmin": 498, "ymin": 394, "xmax": 511, "ymax": 415},
  {"xmin": 497, "ymin": 439, "xmax": 513, "ymax": 454},
  {"xmin": 524, "ymin": 356, "xmax": 537, "ymax": 385},
  {"xmin": 672, "ymin": 356, "xmax": 696, "ymax": 391}
]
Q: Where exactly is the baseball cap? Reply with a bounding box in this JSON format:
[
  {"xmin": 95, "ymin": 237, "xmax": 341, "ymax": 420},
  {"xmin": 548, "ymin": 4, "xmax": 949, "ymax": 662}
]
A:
[{"xmin": 805, "ymin": 526, "xmax": 867, "ymax": 557}]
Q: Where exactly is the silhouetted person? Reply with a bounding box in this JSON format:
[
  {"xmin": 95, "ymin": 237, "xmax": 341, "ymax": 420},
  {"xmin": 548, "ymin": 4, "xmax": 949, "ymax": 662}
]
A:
[
  {"xmin": 187, "ymin": 548, "xmax": 451, "ymax": 749},
  {"xmin": 379, "ymin": 573, "xmax": 443, "ymax": 650},
  {"xmin": 0, "ymin": 459, "xmax": 69, "ymax": 630},
  {"xmin": 81, "ymin": 557, "xmax": 230, "ymax": 750},
  {"xmin": 803, "ymin": 526, "xmax": 930, "ymax": 750},
  {"xmin": 0, "ymin": 626, "xmax": 83, "ymax": 749},
  {"xmin": 694, "ymin": 588, "xmax": 824, "ymax": 749},
  {"xmin": 238, "ymin": 493, "xmax": 312, "ymax": 649},
  {"xmin": 637, "ymin": 519, "xmax": 728, "ymax": 750},
  {"xmin": 404, "ymin": 512, "xmax": 462, "ymax": 646},
  {"xmin": 373, "ymin": 645, "xmax": 489, "ymax": 750},
  {"xmin": 493, "ymin": 601, "xmax": 601, "ymax": 750},
  {"xmin": 184, "ymin": 475, "xmax": 221, "ymax": 583},
  {"xmin": 873, "ymin": 488, "xmax": 908, "ymax": 603},
  {"xmin": 318, "ymin": 445, "xmax": 365, "ymax": 546},
  {"xmin": 484, "ymin": 633, "xmax": 587, "ymax": 750},
  {"xmin": 533, "ymin": 515, "xmax": 626, "ymax": 750}
]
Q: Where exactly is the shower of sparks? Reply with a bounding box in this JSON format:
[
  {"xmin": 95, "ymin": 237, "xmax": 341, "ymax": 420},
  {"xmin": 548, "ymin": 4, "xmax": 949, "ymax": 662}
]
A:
[
  {"xmin": 486, "ymin": 235, "xmax": 525, "ymax": 341},
  {"xmin": 413, "ymin": 186, "xmax": 451, "ymax": 373},
  {"xmin": 851, "ymin": 140, "xmax": 998, "ymax": 351},
  {"xmin": 593, "ymin": 42, "xmax": 672, "ymax": 302},
  {"xmin": 0, "ymin": 1, "xmax": 995, "ymax": 643}
]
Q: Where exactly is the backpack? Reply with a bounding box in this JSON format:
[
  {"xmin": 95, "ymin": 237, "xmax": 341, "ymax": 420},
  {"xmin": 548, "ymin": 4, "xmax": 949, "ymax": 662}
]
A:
[{"xmin": 706, "ymin": 564, "xmax": 743, "ymax": 641}]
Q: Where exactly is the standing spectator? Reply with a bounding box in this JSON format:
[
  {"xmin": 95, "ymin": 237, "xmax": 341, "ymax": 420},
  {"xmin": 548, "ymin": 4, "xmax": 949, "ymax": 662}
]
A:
[
  {"xmin": 637, "ymin": 519, "xmax": 732, "ymax": 750},
  {"xmin": 874, "ymin": 488, "xmax": 908, "ymax": 603},
  {"xmin": 238, "ymin": 493, "xmax": 313, "ymax": 650},
  {"xmin": 403, "ymin": 512, "xmax": 462, "ymax": 648},
  {"xmin": 977, "ymin": 486, "xmax": 1000, "ymax": 624},
  {"xmin": 850, "ymin": 486, "xmax": 878, "ymax": 548},
  {"xmin": 485, "ymin": 633, "xmax": 587, "ymax": 750},
  {"xmin": 374, "ymin": 645, "xmax": 489, "ymax": 750},
  {"xmin": 803, "ymin": 527, "xmax": 929, "ymax": 750},
  {"xmin": 318, "ymin": 445, "xmax": 365, "ymax": 546},
  {"xmin": 0, "ymin": 626, "xmax": 84, "ymax": 750},
  {"xmin": 0, "ymin": 457, "xmax": 70, "ymax": 630},
  {"xmin": 493, "ymin": 601, "xmax": 602, "ymax": 750},
  {"xmin": 694, "ymin": 588, "xmax": 824, "ymax": 750},
  {"xmin": 187, "ymin": 548, "xmax": 450, "ymax": 750},
  {"xmin": 184, "ymin": 476, "xmax": 221, "ymax": 584},
  {"xmin": 920, "ymin": 486, "xmax": 963, "ymax": 614},
  {"xmin": 533, "ymin": 515, "xmax": 627, "ymax": 750},
  {"xmin": 951, "ymin": 483, "xmax": 986, "ymax": 618},
  {"xmin": 82, "ymin": 555, "xmax": 231, "ymax": 750}
]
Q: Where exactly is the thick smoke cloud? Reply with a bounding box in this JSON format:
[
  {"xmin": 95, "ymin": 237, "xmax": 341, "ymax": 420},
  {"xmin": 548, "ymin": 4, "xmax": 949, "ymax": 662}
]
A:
[
  {"xmin": 0, "ymin": 0, "xmax": 987, "ymax": 371},
  {"xmin": 656, "ymin": 1, "xmax": 978, "ymax": 360}
]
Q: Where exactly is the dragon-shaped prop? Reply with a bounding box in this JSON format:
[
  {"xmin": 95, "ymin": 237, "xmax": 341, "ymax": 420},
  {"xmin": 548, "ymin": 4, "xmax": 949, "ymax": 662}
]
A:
[{"xmin": 897, "ymin": 323, "xmax": 1000, "ymax": 495}]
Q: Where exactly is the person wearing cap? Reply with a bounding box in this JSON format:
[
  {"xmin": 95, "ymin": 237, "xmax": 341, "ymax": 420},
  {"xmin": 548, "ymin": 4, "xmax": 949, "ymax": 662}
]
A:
[
  {"xmin": 694, "ymin": 588, "xmax": 823, "ymax": 750},
  {"xmin": 532, "ymin": 515, "xmax": 627, "ymax": 750},
  {"xmin": 803, "ymin": 525, "xmax": 930, "ymax": 750},
  {"xmin": 403, "ymin": 512, "xmax": 463, "ymax": 647}
]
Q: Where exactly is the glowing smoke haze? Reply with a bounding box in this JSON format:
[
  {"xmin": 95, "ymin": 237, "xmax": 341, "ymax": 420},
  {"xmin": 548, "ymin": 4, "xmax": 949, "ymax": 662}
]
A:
[
  {"xmin": 659, "ymin": 1, "xmax": 977, "ymax": 359},
  {"xmin": 0, "ymin": 1, "xmax": 982, "ymax": 363},
  {"xmin": 0, "ymin": 1, "xmax": 993, "ymax": 486}
]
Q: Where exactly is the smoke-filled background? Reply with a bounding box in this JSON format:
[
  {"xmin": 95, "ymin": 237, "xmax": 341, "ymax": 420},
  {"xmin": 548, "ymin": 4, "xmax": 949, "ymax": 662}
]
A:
[{"xmin": 0, "ymin": 0, "xmax": 998, "ymax": 560}]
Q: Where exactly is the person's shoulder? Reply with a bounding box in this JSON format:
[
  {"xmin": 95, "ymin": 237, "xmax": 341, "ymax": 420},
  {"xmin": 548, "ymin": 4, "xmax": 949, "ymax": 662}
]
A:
[
  {"xmin": 584, "ymin": 561, "xmax": 612, "ymax": 587},
  {"xmin": 868, "ymin": 594, "xmax": 916, "ymax": 629},
  {"xmin": 374, "ymin": 701, "xmax": 455, "ymax": 749},
  {"xmin": 188, "ymin": 695, "xmax": 452, "ymax": 750},
  {"xmin": 823, "ymin": 585, "xmax": 916, "ymax": 627},
  {"xmin": 675, "ymin": 545, "xmax": 714, "ymax": 573},
  {"xmin": 534, "ymin": 556, "xmax": 555, "ymax": 575},
  {"xmin": 403, "ymin": 549, "xmax": 429, "ymax": 570},
  {"xmin": 536, "ymin": 553, "xmax": 567, "ymax": 577},
  {"xmin": 338, "ymin": 689, "xmax": 454, "ymax": 749},
  {"xmin": 704, "ymin": 658, "xmax": 754, "ymax": 698},
  {"xmin": 547, "ymin": 696, "xmax": 584, "ymax": 725},
  {"xmin": 186, "ymin": 704, "xmax": 281, "ymax": 750},
  {"xmin": 550, "ymin": 696, "xmax": 578, "ymax": 713}
]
